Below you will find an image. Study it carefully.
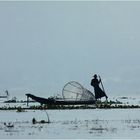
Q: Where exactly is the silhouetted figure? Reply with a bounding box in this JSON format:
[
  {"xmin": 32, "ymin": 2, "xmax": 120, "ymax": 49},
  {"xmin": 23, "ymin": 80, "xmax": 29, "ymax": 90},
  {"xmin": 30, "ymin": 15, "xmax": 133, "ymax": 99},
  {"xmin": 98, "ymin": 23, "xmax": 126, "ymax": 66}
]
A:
[
  {"xmin": 32, "ymin": 118, "xmax": 37, "ymax": 124},
  {"xmin": 5, "ymin": 90, "xmax": 9, "ymax": 96},
  {"xmin": 91, "ymin": 74, "xmax": 108, "ymax": 100}
]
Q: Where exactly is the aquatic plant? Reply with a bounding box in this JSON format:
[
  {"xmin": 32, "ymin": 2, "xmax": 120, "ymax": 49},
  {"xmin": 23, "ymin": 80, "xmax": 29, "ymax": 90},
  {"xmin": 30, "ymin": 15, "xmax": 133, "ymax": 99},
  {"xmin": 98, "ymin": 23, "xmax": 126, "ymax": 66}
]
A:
[{"xmin": 16, "ymin": 107, "xmax": 25, "ymax": 112}]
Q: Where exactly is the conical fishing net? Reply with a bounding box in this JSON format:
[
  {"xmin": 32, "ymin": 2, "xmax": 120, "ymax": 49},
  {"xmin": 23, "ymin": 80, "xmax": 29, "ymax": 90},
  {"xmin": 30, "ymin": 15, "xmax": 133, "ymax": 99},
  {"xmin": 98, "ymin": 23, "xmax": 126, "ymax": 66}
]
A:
[{"xmin": 62, "ymin": 81, "xmax": 95, "ymax": 101}]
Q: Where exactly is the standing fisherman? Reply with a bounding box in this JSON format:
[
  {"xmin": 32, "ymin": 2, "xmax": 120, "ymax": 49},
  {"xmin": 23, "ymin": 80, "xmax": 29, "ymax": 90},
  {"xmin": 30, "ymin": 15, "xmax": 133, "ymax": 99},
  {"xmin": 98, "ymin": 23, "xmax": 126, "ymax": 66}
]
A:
[{"xmin": 91, "ymin": 74, "xmax": 108, "ymax": 100}]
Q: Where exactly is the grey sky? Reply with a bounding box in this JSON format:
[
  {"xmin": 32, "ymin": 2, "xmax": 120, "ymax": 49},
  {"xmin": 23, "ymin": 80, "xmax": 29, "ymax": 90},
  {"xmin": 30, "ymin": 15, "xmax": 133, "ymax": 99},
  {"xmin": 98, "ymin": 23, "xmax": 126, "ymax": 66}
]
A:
[{"xmin": 0, "ymin": 1, "xmax": 140, "ymax": 99}]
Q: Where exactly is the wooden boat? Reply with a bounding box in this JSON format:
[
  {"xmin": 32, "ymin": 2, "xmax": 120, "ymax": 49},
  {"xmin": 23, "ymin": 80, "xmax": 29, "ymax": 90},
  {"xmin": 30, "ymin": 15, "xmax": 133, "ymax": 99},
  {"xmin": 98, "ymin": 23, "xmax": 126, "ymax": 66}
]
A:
[
  {"xmin": 26, "ymin": 81, "xmax": 96, "ymax": 106},
  {"xmin": 26, "ymin": 93, "xmax": 96, "ymax": 106}
]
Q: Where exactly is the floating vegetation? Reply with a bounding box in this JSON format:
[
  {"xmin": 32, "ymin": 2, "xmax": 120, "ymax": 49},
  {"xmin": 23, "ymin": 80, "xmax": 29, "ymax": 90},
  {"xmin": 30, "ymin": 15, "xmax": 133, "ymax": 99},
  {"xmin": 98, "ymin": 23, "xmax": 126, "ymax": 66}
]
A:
[
  {"xmin": 16, "ymin": 107, "xmax": 26, "ymax": 112},
  {"xmin": 1, "ymin": 104, "xmax": 140, "ymax": 110},
  {"xmin": 4, "ymin": 122, "xmax": 14, "ymax": 128},
  {"xmin": 0, "ymin": 99, "xmax": 140, "ymax": 110},
  {"xmin": 1, "ymin": 109, "xmax": 140, "ymax": 138},
  {"xmin": 119, "ymin": 97, "xmax": 129, "ymax": 99}
]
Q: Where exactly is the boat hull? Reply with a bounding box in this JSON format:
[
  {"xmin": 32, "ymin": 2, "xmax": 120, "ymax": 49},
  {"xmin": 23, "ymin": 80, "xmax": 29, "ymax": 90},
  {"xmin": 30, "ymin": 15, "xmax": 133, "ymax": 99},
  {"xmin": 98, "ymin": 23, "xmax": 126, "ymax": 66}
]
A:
[{"xmin": 26, "ymin": 94, "xmax": 96, "ymax": 105}]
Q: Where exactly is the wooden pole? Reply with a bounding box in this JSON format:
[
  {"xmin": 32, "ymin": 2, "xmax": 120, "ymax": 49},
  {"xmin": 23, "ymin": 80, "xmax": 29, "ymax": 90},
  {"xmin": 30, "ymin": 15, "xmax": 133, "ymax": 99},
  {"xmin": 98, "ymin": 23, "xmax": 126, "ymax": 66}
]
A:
[
  {"xmin": 27, "ymin": 96, "xmax": 29, "ymax": 106},
  {"xmin": 99, "ymin": 75, "xmax": 105, "ymax": 93},
  {"xmin": 99, "ymin": 75, "xmax": 108, "ymax": 99}
]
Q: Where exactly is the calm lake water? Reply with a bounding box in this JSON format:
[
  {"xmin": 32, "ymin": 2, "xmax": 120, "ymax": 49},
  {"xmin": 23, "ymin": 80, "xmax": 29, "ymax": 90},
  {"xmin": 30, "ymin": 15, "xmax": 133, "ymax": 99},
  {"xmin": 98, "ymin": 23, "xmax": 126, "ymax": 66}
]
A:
[{"xmin": 0, "ymin": 109, "xmax": 140, "ymax": 139}]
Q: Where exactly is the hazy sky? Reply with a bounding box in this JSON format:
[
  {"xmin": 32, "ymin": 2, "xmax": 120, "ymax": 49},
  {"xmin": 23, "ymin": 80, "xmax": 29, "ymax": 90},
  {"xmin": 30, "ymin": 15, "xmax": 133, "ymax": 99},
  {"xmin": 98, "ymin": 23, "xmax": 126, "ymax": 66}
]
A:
[{"xmin": 0, "ymin": 1, "xmax": 140, "ymax": 99}]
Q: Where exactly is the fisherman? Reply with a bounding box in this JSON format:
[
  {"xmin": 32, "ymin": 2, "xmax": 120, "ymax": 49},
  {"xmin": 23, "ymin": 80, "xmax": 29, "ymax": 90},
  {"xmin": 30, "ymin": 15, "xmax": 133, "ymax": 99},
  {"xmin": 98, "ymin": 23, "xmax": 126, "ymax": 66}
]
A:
[
  {"xmin": 32, "ymin": 118, "xmax": 37, "ymax": 124},
  {"xmin": 91, "ymin": 74, "xmax": 108, "ymax": 100}
]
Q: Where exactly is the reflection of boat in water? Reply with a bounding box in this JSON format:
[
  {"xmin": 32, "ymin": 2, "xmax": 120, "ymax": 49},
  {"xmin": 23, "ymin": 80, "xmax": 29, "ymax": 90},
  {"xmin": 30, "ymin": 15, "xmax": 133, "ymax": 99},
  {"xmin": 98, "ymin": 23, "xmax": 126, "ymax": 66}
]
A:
[{"xmin": 26, "ymin": 81, "xmax": 96, "ymax": 106}]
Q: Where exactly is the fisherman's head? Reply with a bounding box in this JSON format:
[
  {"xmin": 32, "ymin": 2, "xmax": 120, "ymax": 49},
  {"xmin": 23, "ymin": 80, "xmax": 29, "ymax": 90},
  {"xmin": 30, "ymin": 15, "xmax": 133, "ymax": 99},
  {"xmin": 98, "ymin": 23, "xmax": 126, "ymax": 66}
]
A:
[{"xmin": 93, "ymin": 74, "xmax": 97, "ymax": 78}]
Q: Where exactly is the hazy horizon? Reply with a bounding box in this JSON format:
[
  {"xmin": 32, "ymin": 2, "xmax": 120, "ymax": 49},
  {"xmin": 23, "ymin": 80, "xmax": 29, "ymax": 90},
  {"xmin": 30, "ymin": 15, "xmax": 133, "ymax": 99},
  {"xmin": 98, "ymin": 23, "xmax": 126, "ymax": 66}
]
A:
[{"xmin": 0, "ymin": 1, "xmax": 140, "ymax": 99}]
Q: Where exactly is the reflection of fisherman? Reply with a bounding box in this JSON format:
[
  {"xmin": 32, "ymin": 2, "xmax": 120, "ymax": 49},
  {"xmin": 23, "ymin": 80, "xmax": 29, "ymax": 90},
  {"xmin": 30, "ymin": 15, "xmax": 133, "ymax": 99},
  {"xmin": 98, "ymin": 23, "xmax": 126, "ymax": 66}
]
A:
[{"xmin": 91, "ymin": 74, "xmax": 108, "ymax": 100}]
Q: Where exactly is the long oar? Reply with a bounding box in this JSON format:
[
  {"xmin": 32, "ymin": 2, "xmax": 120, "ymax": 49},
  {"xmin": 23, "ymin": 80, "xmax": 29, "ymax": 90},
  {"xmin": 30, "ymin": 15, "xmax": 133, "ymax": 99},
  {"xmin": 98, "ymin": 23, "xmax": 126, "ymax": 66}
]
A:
[
  {"xmin": 99, "ymin": 75, "xmax": 105, "ymax": 92},
  {"xmin": 99, "ymin": 75, "xmax": 108, "ymax": 99}
]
